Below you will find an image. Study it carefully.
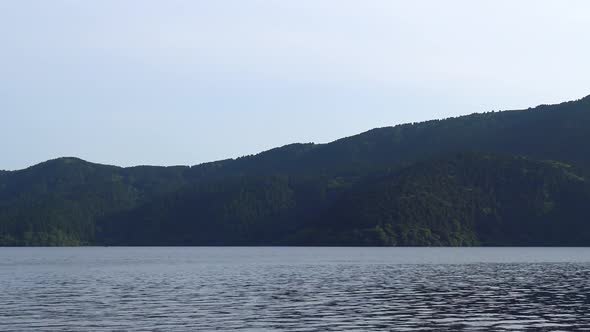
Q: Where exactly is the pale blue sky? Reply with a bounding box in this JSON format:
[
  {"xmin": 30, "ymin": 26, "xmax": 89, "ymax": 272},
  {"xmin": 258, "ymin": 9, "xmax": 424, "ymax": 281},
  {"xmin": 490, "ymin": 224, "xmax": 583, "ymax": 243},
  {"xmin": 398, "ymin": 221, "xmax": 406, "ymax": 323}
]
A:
[{"xmin": 1, "ymin": 1, "xmax": 589, "ymax": 170}]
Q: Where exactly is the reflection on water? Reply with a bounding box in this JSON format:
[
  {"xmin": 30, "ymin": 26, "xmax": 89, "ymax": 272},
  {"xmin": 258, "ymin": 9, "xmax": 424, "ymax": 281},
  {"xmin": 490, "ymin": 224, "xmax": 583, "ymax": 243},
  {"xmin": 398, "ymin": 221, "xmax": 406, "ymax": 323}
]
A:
[{"xmin": 1, "ymin": 247, "xmax": 590, "ymax": 331}]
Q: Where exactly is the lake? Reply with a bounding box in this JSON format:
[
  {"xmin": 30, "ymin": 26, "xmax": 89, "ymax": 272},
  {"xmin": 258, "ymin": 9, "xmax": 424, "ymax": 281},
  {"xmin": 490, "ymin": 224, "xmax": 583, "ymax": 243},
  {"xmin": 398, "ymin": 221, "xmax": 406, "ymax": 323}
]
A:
[{"xmin": 1, "ymin": 247, "xmax": 590, "ymax": 331}]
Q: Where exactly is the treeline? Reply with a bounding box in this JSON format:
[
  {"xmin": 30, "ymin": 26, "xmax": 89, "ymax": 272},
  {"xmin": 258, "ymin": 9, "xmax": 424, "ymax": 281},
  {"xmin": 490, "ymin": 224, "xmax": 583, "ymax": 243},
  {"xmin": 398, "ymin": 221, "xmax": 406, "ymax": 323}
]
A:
[{"xmin": 1, "ymin": 95, "xmax": 590, "ymax": 246}]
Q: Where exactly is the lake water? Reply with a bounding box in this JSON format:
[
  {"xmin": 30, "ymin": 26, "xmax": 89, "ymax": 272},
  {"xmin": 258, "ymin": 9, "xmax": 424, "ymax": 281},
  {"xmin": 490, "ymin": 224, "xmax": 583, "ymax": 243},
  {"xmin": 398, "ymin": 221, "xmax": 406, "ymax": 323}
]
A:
[{"xmin": 1, "ymin": 247, "xmax": 590, "ymax": 331}]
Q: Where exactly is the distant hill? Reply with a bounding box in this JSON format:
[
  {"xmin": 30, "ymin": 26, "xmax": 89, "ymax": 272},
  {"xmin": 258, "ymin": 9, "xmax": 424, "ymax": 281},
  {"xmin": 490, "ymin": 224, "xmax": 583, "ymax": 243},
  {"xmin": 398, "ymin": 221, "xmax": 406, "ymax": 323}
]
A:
[
  {"xmin": 185, "ymin": 95, "xmax": 590, "ymax": 178},
  {"xmin": 1, "ymin": 95, "xmax": 590, "ymax": 246},
  {"xmin": 298, "ymin": 153, "xmax": 590, "ymax": 246}
]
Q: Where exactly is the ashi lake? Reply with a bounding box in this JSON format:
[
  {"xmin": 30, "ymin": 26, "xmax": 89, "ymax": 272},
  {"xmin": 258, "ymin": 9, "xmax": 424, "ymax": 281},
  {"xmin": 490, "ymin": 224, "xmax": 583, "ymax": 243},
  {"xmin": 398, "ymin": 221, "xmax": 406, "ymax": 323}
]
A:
[{"xmin": 1, "ymin": 247, "xmax": 590, "ymax": 331}]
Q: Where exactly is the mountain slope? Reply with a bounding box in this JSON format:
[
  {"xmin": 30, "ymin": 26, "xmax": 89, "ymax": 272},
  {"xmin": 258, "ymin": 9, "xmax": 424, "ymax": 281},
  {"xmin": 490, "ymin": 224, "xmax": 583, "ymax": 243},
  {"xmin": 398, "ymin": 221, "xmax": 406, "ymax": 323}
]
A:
[
  {"xmin": 0, "ymin": 158, "xmax": 190, "ymax": 245},
  {"xmin": 94, "ymin": 153, "xmax": 590, "ymax": 246},
  {"xmin": 1, "ymin": 95, "xmax": 590, "ymax": 246},
  {"xmin": 296, "ymin": 153, "xmax": 590, "ymax": 246},
  {"xmin": 184, "ymin": 95, "xmax": 590, "ymax": 179}
]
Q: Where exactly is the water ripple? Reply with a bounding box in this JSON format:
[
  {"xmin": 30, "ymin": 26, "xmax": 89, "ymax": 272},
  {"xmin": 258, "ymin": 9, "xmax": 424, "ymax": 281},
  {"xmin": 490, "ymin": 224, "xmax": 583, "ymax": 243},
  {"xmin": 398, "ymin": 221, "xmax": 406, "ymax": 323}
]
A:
[{"xmin": 1, "ymin": 248, "xmax": 590, "ymax": 331}]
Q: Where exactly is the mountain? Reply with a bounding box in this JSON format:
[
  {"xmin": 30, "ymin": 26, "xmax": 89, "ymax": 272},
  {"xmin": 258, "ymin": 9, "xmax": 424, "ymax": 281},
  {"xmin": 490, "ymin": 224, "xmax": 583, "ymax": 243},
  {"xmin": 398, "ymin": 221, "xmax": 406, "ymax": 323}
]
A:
[
  {"xmin": 184, "ymin": 95, "xmax": 590, "ymax": 178},
  {"xmin": 298, "ymin": 153, "xmax": 590, "ymax": 246},
  {"xmin": 0, "ymin": 158, "xmax": 190, "ymax": 245},
  {"xmin": 1, "ymin": 95, "xmax": 590, "ymax": 246}
]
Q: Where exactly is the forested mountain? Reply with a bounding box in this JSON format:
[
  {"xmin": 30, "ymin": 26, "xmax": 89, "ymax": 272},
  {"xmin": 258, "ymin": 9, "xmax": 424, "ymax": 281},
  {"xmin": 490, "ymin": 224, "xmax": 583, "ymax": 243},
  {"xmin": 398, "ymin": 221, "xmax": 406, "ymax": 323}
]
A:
[
  {"xmin": 300, "ymin": 154, "xmax": 590, "ymax": 246},
  {"xmin": 1, "ymin": 95, "xmax": 590, "ymax": 246},
  {"xmin": 0, "ymin": 158, "xmax": 190, "ymax": 245},
  {"xmin": 185, "ymin": 95, "xmax": 590, "ymax": 179}
]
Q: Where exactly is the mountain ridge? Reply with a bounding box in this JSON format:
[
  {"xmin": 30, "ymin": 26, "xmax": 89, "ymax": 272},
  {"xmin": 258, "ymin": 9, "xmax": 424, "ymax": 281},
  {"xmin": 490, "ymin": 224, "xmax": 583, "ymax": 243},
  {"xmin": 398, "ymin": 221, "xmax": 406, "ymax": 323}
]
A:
[
  {"xmin": 6, "ymin": 94, "xmax": 589, "ymax": 173},
  {"xmin": 1, "ymin": 94, "xmax": 590, "ymax": 246}
]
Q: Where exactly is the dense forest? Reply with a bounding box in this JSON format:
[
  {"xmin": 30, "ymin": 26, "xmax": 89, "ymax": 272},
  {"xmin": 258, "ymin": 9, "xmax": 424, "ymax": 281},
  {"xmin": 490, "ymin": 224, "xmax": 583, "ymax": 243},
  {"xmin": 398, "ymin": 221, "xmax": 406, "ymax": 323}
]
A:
[{"xmin": 1, "ymin": 95, "xmax": 590, "ymax": 246}]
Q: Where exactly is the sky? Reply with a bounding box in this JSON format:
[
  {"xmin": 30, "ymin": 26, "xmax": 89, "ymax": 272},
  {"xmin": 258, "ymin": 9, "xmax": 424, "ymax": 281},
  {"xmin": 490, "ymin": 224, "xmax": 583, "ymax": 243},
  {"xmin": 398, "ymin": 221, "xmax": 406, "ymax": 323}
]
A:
[{"xmin": 1, "ymin": 1, "xmax": 590, "ymax": 170}]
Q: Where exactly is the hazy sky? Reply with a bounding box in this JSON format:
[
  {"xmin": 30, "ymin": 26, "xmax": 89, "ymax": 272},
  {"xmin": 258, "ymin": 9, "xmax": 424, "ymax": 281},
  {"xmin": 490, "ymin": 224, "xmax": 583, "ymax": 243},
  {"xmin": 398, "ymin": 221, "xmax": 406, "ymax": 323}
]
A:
[{"xmin": 1, "ymin": 1, "xmax": 589, "ymax": 170}]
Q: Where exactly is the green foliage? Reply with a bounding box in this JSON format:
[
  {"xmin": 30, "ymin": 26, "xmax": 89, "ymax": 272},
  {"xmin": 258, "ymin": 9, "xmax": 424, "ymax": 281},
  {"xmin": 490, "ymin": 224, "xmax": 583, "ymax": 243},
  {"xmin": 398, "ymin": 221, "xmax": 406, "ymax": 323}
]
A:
[
  {"xmin": 1, "ymin": 95, "xmax": 590, "ymax": 246},
  {"xmin": 0, "ymin": 158, "xmax": 189, "ymax": 246},
  {"xmin": 297, "ymin": 153, "xmax": 590, "ymax": 246}
]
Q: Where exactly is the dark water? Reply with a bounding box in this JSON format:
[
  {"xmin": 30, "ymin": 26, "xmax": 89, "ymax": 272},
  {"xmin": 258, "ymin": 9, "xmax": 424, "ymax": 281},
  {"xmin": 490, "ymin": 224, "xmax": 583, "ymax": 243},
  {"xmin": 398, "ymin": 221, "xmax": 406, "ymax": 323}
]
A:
[{"xmin": 2, "ymin": 247, "xmax": 590, "ymax": 331}]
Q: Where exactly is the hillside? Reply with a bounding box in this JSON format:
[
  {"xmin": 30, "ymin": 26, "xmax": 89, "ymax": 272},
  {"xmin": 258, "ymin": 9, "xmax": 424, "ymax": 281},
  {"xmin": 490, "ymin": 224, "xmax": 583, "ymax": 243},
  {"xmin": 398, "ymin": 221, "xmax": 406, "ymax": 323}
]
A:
[
  {"xmin": 0, "ymin": 159, "xmax": 190, "ymax": 245},
  {"xmin": 296, "ymin": 154, "xmax": 590, "ymax": 246},
  {"xmin": 1, "ymin": 95, "xmax": 590, "ymax": 246},
  {"xmin": 185, "ymin": 95, "xmax": 590, "ymax": 178}
]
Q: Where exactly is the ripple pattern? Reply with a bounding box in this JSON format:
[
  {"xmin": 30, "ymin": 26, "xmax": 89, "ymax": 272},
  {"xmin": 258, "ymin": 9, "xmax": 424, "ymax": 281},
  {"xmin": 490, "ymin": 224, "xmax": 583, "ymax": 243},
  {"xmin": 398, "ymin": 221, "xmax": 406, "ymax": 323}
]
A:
[{"xmin": 1, "ymin": 248, "xmax": 590, "ymax": 331}]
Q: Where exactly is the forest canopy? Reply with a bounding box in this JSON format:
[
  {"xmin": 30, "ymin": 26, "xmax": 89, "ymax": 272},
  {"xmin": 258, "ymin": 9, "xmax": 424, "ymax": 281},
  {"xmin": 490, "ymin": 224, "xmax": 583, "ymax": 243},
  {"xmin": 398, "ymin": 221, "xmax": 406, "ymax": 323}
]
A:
[{"xmin": 1, "ymin": 95, "xmax": 590, "ymax": 246}]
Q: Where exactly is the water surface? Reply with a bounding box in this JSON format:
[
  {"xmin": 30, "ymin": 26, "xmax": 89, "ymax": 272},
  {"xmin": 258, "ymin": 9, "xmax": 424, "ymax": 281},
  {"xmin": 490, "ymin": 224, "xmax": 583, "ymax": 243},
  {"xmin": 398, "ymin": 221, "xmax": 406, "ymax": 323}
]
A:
[{"xmin": 1, "ymin": 247, "xmax": 590, "ymax": 331}]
